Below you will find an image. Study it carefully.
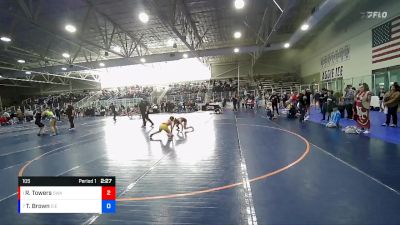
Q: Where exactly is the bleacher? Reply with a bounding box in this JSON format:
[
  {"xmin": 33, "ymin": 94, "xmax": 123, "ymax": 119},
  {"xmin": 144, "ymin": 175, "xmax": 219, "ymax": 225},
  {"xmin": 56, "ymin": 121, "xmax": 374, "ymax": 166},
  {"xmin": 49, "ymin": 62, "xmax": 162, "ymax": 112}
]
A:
[
  {"xmin": 258, "ymin": 78, "xmax": 300, "ymax": 94},
  {"xmin": 163, "ymin": 80, "xmax": 208, "ymax": 103}
]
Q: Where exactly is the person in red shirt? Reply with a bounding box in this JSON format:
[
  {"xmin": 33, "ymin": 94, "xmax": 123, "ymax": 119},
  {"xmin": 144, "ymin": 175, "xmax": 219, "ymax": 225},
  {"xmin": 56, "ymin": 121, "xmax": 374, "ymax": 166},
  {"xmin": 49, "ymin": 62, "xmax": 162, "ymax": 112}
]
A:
[
  {"xmin": 0, "ymin": 116, "xmax": 10, "ymax": 126},
  {"xmin": 290, "ymin": 92, "xmax": 298, "ymax": 103}
]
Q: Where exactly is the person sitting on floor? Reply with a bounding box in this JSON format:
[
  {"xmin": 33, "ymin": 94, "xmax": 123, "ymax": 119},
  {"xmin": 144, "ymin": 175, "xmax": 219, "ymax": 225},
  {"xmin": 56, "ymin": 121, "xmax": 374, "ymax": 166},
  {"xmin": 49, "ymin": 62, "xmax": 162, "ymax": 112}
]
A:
[
  {"xmin": 0, "ymin": 116, "xmax": 11, "ymax": 126},
  {"xmin": 326, "ymin": 106, "xmax": 341, "ymax": 128},
  {"xmin": 287, "ymin": 103, "xmax": 297, "ymax": 119}
]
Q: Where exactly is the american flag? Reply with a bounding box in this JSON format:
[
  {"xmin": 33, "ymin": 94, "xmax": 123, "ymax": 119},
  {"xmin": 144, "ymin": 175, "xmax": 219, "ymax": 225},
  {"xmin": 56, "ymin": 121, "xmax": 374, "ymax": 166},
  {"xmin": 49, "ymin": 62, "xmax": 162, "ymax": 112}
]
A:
[{"xmin": 372, "ymin": 16, "xmax": 400, "ymax": 63}]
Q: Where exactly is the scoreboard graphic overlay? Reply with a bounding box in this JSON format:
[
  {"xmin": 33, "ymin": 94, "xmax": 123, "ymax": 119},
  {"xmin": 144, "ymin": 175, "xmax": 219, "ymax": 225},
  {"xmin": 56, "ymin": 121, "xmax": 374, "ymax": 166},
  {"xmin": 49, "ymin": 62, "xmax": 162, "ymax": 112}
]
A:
[{"xmin": 18, "ymin": 177, "xmax": 116, "ymax": 214}]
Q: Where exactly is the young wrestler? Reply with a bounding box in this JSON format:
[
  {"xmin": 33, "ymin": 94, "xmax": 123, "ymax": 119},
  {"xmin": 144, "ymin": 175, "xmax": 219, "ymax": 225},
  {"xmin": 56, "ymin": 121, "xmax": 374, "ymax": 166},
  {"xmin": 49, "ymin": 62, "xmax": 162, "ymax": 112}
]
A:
[
  {"xmin": 149, "ymin": 116, "xmax": 174, "ymax": 140},
  {"xmin": 265, "ymin": 102, "xmax": 274, "ymax": 120},
  {"xmin": 173, "ymin": 117, "xmax": 194, "ymax": 131},
  {"xmin": 42, "ymin": 109, "xmax": 58, "ymax": 136},
  {"xmin": 35, "ymin": 110, "xmax": 45, "ymax": 136}
]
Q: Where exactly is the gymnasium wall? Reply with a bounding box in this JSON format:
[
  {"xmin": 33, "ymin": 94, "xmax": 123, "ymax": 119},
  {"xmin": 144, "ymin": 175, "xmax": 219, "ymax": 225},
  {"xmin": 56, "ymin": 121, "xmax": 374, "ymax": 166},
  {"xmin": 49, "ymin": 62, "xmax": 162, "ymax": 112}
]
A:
[
  {"xmin": 210, "ymin": 49, "xmax": 300, "ymax": 80},
  {"xmin": 38, "ymin": 80, "xmax": 100, "ymax": 94},
  {"xmin": 0, "ymin": 86, "xmax": 40, "ymax": 107},
  {"xmin": 299, "ymin": 0, "xmax": 400, "ymax": 89},
  {"xmin": 253, "ymin": 49, "xmax": 300, "ymax": 76},
  {"xmin": 0, "ymin": 80, "xmax": 100, "ymax": 108},
  {"xmin": 210, "ymin": 62, "xmax": 251, "ymax": 80}
]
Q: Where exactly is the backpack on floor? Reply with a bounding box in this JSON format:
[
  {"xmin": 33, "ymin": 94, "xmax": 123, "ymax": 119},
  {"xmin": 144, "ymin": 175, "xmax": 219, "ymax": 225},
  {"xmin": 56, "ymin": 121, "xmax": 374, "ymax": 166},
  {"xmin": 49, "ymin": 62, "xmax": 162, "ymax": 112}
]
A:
[
  {"xmin": 342, "ymin": 125, "xmax": 359, "ymax": 134},
  {"xmin": 326, "ymin": 121, "xmax": 337, "ymax": 128}
]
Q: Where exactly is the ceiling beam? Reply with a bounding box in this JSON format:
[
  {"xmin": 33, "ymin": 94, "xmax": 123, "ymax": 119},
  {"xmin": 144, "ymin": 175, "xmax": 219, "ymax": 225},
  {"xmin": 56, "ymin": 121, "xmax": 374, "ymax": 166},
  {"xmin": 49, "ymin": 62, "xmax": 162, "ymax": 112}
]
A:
[
  {"xmin": 0, "ymin": 83, "xmax": 34, "ymax": 88},
  {"xmin": 147, "ymin": 0, "xmax": 204, "ymax": 52},
  {"xmin": 32, "ymin": 44, "xmax": 283, "ymax": 73},
  {"xmin": 85, "ymin": 0, "xmax": 149, "ymax": 54},
  {"xmin": 0, "ymin": 66, "xmax": 100, "ymax": 83},
  {"xmin": 1, "ymin": 7, "xmax": 102, "ymax": 60},
  {"xmin": 0, "ymin": 77, "xmax": 67, "ymax": 85}
]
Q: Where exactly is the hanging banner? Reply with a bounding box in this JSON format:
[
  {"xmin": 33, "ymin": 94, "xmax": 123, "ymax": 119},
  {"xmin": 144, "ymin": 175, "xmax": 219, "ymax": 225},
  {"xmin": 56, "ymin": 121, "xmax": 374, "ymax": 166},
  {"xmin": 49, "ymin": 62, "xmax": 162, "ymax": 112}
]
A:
[
  {"xmin": 321, "ymin": 65, "xmax": 343, "ymax": 81},
  {"xmin": 320, "ymin": 45, "xmax": 350, "ymax": 69}
]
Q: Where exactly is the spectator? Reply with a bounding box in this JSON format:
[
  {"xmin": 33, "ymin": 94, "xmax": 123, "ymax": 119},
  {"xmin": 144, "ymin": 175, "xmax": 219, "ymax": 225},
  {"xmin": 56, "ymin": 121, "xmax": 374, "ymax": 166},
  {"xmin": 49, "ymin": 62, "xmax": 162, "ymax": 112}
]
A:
[
  {"xmin": 232, "ymin": 96, "xmax": 238, "ymax": 111},
  {"xmin": 16, "ymin": 109, "xmax": 24, "ymax": 123},
  {"xmin": 0, "ymin": 116, "xmax": 11, "ymax": 126},
  {"xmin": 344, "ymin": 85, "xmax": 355, "ymax": 119},
  {"xmin": 326, "ymin": 106, "xmax": 341, "ymax": 128},
  {"xmin": 320, "ymin": 89, "xmax": 328, "ymax": 121},
  {"xmin": 25, "ymin": 109, "xmax": 34, "ymax": 122},
  {"xmin": 305, "ymin": 89, "xmax": 311, "ymax": 117},
  {"xmin": 337, "ymin": 96, "xmax": 345, "ymax": 119},
  {"xmin": 298, "ymin": 93, "xmax": 307, "ymax": 123},
  {"xmin": 269, "ymin": 92, "xmax": 280, "ymax": 116},
  {"xmin": 55, "ymin": 107, "xmax": 61, "ymax": 121},
  {"xmin": 378, "ymin": 88, "xmax": 386, "ymax": 112},
  {"xmin": 326, "ymin": 90, "xmax": 336, "ymax": 121},
  {"xmin": 355, "ymin": 83, "xmax": 372, "ymax": 134},
  {"xmin": 382, "ymin": 82, "xmax": 400, "ymax": 127},
  {"xmin": 314, "ymin": 91, "xmax": 321, "ymax": 110}
]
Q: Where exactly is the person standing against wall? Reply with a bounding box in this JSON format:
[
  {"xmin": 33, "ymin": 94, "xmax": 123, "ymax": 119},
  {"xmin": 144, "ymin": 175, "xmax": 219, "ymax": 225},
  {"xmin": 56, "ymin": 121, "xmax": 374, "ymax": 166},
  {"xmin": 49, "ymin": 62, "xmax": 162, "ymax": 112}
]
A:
[
  {"xmin": 355, "ymin": 83, "xmax": 372, "ymax": 134},
  {"xmin": 344, "ymin": 85, "xmax": 354, "ymax": 119},
  {"xmin": 382, "ymin": 82, "xmax": 400, "ymax": 127}
]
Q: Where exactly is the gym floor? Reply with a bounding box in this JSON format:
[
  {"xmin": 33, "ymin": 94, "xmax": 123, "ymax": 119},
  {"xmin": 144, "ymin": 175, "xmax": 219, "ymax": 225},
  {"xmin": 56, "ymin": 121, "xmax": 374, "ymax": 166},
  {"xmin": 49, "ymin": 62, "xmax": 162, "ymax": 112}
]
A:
[{"xmin": 0, "ymin": 109, "xmax": 399, "ymax": 225}]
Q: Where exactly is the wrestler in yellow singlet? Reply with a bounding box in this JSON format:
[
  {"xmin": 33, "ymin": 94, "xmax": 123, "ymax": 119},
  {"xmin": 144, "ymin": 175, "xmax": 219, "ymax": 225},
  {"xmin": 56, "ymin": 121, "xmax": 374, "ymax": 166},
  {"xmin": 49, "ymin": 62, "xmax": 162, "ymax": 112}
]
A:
[
  {"xmin": 149, "ymin": 116, "xmax": 174, "ymax": 139},
  {"xmin": 42, "ymin": 109, "xmax": 58, "ymax": 136}
]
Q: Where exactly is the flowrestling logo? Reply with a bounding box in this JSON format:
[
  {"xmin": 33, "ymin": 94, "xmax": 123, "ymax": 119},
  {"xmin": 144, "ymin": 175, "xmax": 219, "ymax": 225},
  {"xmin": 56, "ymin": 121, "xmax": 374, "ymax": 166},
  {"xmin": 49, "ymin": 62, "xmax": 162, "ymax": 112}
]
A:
[{"xmin": 360, "ymin": 11, "xmax": 388, "ymax": 19}]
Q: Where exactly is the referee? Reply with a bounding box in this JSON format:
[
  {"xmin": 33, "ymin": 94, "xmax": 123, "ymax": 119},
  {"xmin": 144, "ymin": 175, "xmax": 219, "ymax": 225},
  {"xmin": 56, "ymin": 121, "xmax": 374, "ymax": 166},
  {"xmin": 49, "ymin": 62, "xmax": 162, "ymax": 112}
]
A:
[
  {"xmin": 66, "ymin": 104, "xmax": 75, "ymax": 130},
  {"xmin": 139, "ymin": 99, "xmax": 154, "ymax": 128}
]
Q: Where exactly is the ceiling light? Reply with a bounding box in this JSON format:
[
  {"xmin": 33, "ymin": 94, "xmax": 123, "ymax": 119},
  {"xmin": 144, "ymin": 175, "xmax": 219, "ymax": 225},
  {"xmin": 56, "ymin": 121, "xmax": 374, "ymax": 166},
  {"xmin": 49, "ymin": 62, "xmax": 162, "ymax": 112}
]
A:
[
  {"xmin": 0, "ymin": 75, "xmax": 2, "ymax": 78},
  {"xmin": 112, "ymin": 46, "xmax": 121, "ymax": 52},
  {"xmin": 25, "ymin": 71, "xmax": 31, "ymax": 74},
  {"xmin": 62, "ymin": 53, "xmax": 70, "ymax": 58},
  {"xmin": 166, "ymin": 39, "xmax": 175, "ymax": 46},
  {"xmin": 61, "ymin": 67, "xmax": 67, "ymax": 71},
  {"xmin": 17, "ymin": 59, "xmax": 25, "ymax": 63},
  {"xmin": 234, "ymin": 31, "xmax": 242, "ymax": 39},
  {"xmin": 301, "ymin": 24, "xmax": 309, "ymax": 31},
  {"xmin": 140, "ymin": 58, "xmax": 146, "ymax": 63},
  {"xmin": 234, "ymin": 48, "xmax": 240, "ymax": 53},
  {"xmin": 182, "ymin": 53, "xmax": 188, "ymax": 58},
  {"xmin": 0, "ymin": 36, "xmax": 11, "ymax": 42},
  {"xmin": 284, "ymin": 43, "xmax": 290, "ymax": 48},
  {"xmin": 234, "ymin": 0, "xmax": 245, "ymax": 9},
  {"xmin": 139, "ymin": 12, "xmax": 149, "ymax": 23},
  {"xmin": 65, "ymin": 24, "xmax": 77, "ymax": 33},
  {"xmin": 99, "ymin": 62, "xmax": 105, "ymax": 67}
]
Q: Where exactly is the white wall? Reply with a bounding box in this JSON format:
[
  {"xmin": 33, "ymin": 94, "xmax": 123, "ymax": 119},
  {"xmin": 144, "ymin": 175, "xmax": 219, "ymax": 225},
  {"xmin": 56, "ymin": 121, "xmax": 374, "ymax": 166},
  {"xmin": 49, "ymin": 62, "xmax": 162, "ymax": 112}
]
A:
[
  {"xmin": 299, "ymin": 0, "xmax": 400, "ymax": 88},
  {"xmin": 301, "ymin": 30, "xmax": 373, "ymax": 86}
]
